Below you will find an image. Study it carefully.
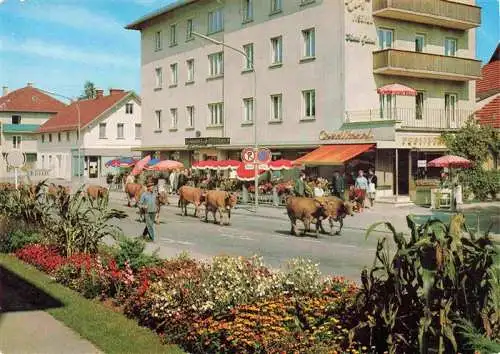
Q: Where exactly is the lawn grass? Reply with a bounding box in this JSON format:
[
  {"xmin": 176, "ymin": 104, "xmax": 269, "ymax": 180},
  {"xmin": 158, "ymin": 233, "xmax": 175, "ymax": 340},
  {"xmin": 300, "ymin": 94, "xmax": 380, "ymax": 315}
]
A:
[{"xmin": 0, "ymin": 254, "xmax": 184, "ymax": 354}]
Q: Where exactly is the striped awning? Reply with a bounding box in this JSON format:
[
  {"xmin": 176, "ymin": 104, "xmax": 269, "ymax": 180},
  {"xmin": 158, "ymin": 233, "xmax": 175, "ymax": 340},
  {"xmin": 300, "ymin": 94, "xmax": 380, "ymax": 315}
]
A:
[{"xmin": 293, "ymin": 144, "xmax": 375, "ymax": 166}]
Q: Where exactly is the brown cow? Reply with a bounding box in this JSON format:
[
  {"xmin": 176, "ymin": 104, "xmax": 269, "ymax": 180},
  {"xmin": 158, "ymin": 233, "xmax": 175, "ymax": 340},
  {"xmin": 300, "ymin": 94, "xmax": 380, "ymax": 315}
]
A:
[
  {"xmin": 286, "ymin": 196, "xmax": 329, "ymax": 237},
  {"xmin": 139, "ymin": 191, "xmax": 170, "ymax": 224},
  {"xmin": 178, "ymin": 186, "xmax": 205, "ymax": 217},
  {"xmin": 125, "ymin": 183, "xmax": 146, "ymax": 207},
  {"xmin": 315, "ymin": 196, "xmax": 354, "ymax": 235},
  {"xmin": 87, "ymin": 185, "xmax": 109, "ymax": 200},
  {"xmin": 204, "ymin": 190, "xmax": 237, "ymax": 225}
]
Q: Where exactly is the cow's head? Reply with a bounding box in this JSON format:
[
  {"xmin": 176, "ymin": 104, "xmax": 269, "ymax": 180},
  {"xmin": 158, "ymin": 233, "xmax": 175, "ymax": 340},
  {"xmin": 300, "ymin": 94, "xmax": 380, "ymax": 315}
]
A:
[
  {"xmin": 157, "ymin": 191, "xmax": 170, "ymax": 205},
  {"xmin": 343, "ymin": 201, "xmax": 355, "ymax": 216},
  {"xmin": 225, "ymin": 192, "xmax": 238, "ymax": 209}
]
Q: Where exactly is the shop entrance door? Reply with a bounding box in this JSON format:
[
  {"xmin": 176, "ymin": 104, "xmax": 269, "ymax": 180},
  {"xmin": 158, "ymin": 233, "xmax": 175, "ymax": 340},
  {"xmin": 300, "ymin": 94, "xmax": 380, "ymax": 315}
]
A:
[
  {"xmin": 89, "ymin": 156, "xmax": 99, "ymax": 178},
  {"xmin": 395, "ymin": 149, "xmax": 410, "ymax": 196}
]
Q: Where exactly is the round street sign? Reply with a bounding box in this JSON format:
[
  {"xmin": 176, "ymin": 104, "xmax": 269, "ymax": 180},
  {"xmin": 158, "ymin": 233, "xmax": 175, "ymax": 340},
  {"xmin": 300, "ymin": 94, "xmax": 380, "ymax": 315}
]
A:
[
  {"xmin": 6, "ymin": 151, "xmax": 25, "ymax": 168},
  {"xmin": 256, "ymin": 148, "xmax": 272, "ymax": 164},
  {"xmin": 241, "ymin": 148, "xmax": 256, "ymax": 163}
]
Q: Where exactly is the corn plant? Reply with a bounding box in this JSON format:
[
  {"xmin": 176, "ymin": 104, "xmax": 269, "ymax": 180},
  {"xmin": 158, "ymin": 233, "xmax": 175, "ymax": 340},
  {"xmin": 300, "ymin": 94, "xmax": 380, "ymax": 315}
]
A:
[{"xmin": 350, "ymin": 214, "xmax": 498, "ymax": 354}]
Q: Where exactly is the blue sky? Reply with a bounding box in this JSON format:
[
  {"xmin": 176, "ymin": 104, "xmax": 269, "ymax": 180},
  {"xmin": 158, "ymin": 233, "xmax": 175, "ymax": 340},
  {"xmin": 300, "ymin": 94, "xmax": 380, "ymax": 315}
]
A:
[{"xmin": 0, "ymin": 0, "xmax": 498, "ymax": 100}]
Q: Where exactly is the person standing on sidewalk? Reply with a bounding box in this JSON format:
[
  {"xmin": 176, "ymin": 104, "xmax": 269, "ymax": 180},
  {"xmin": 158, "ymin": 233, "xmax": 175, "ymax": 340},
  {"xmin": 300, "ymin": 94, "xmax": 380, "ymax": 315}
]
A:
[
  {"xmin": 332, "ymin": 171, "xmax": 345, "ymax": 200},
  {"xmin": 355, "ymin": 170, "xmax": 369, "ymax": 209},
  {"xmin": 139, "ymin": 182, "xmax": 157, "ymax": 241},
  {"xmin": 367, "ymin": 168, "xmax": 378, "ymax": 207}
]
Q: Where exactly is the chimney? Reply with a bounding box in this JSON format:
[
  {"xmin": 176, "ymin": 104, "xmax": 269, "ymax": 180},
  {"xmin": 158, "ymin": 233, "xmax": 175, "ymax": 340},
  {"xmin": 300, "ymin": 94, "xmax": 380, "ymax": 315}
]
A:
[
  {"xmin": 109, "ymin": 88, "xmax": 125, "ymax": 95},
  {"xmin": 27, "ymin": 82, "xmax": 33, "ymax": 87},
  {"xmin": 95, "ymin": 89, "xmax": 104, "ymax": 99},
  {"xmin": 2, "ymin": 86, "xmax": 8, "ymax": 96}
]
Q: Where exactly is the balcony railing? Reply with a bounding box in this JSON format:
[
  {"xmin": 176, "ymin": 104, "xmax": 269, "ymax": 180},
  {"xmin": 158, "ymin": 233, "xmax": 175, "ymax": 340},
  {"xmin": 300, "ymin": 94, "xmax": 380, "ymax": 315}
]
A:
[
  {"xmin": 345, "ymin": 108, "xmax": 474, "ymax": 130},
  {"xmin": 373, "ymin": 49, "xmax": 482, "ymax": 81},
  {"xmin": 373, "ymin": 0, "xmax": 481, "ymax": 30}
]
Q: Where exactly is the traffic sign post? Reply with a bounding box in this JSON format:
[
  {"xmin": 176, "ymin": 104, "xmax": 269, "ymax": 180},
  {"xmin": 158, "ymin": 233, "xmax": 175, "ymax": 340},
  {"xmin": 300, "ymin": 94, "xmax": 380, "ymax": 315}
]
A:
[{"xmin": 241, "ymin": 147, "xmax": 272, "ymax": 210}]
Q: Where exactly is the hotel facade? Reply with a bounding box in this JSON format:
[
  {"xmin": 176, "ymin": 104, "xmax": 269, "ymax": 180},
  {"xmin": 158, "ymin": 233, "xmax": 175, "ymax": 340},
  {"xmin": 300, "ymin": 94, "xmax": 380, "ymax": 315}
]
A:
[{"xmin": 127, "ymin": 0, "xmax": 481, "ymax": 200}]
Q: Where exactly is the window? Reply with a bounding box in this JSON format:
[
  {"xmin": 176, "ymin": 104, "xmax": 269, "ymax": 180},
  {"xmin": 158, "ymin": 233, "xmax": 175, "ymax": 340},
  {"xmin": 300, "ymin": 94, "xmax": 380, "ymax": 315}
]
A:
[
  {"xmin": 415, "ymin": 34, "xmax": 425, "ymax": 53},
  {"xmin": 377, "ymin": 28, "xmax": 393, "ymax": 49},
  {"xmin": 209, "ymin": 103, "xmax": 224, "ymax": 126},
  {"xmin": 99, "ymin": 123, "xmax": 107, "ymax": 139},
  {"xmin": 445, "ymin": 38, "xmax": 457, "ymax": 56},
  {"xmin": 270, "ymin": 0, "xmax": 282, "ymax": 13},
  {"xmin": 302, "ymin": 90, "xmax": 316, "ymax": 118},
  {"xmin": 135, "ymin": 123, "xmax": 142, "ymax": 139},
  {"xmin": 58, "ymin": 132, "xmax": 61, "ymax": 142},
  {"xmin": 41, "ymin": 155, "xmax": 45, "ymax": 169},
  {"xmin": 117, "ymin": 123, "xmax": 124, "ymax": 139},
  {"xmin": 126, "ymin": 103, "xmax": 133, "ymax": 114},
  {"xmin": 445, "ymin": 93, "xmax": 457, "ymax": 126},
  {"xmin": 270, "ymin": 94, "xmax": 283, "ymax": 121},
  {"xmin": 66, "ymin": 131, "xmax": 70, "ymax": 141},
  {"xmin": 154, "ymin": 31, "xmax": 162, "ymax": 51},
  {"xmin": 271, "ymin": 36, "xmax": 283, "ymax": 64},
  {"xmin": 41, "ymin": 134, "xmax": 45, "ymax": 143},
  {"xmin": 416, "ymin": 91, "xmax": 424, "ymax": 120},
  {"xmin": 12, "ymin": 136, "xmax": 21, "ymax": 149},
  {"xmin": 11, "ymin": 115, "xmax": 21, "ymax": 124},
  {"xmin": 170, "ymin": 63, "xmax": 178, "ymax": 85},
  {"xmin": 243, "ymin": 0, "xmax": 253, "ymax": 22},
  {"xmin": 155, "ymin": 67, "xmax": 163, "ymax": 89},
  {"xmin": 170, "ymin": 108, "xmax": 178, "ymax": 129},
  {"xmin": 186, "ymin": 106, "xmax": 195, "ymax": 128},
  {"xmin": 243, "ymin": 98, "xmax": 254, "ymax": 123},
  {"xmin": 186, "ymin": 19, "xmax": 194, "ymax": 40},
  {"xmin": 208, "ymin": 52, "xmax": 224, "ymax": 76},
  {"xmin": 208, "ymin": 9, "xmax": 223, "ymax": 33},
  {"xmin": 170, "ymin": 24, "xmax": 177, "ymax": 46},
  {"xmin": 155, "ymin": 110, "xmax": 162, "ymax": 131},
  {"xmin": 243, "ymin": 43, "xmax": 254, "ymax": 70},
  {"xmin": 379, "ymin": 94, "xmax": 394, "ymax": 119},
  {"xmin": 49, "ymin": 133, "xmax": 52, "ymax": 143},
  {"xmin": 76, "ymin": 130, "xmax": 80, "ymax": 141},
  {"xmin": 187, "ymin": 59, "xmax": 195, "ymax": 82},
  {"xmin": 302, "ymin": 28, "xmax": 315, "ymax": 58}
]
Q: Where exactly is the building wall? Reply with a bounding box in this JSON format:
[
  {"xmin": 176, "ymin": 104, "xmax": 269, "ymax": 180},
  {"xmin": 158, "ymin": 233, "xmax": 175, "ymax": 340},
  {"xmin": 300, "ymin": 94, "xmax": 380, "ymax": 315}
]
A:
[{"xmin": 0, "ymin": 111, "xmax": 52, "ymax": 155}]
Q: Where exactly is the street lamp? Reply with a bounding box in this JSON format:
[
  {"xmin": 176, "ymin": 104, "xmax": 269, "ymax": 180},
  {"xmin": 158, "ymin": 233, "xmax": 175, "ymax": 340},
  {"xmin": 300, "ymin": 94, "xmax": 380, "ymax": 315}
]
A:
[
  {"xmin": 191, "ymin": 31, "xmax": 260, "ymax": 210},
  {"xmin": 38, "ymin": 89, "xmax": 82, "ymax": 182}
]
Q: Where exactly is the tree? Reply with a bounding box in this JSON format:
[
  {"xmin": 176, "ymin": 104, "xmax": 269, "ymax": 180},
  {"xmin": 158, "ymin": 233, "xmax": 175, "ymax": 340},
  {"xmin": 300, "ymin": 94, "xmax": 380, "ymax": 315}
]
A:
[{"xmin": 79, "ymin": 81, "xmax": 96, "ymax": 100}]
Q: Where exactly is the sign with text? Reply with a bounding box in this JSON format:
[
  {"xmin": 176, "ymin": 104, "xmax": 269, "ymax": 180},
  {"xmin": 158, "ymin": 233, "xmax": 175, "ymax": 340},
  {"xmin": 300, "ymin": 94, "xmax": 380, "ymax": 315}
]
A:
[
  {"xmin": 319, "ymin": 130, "xmax": 374, "ymax": 141},
  {"xmin": 185, "ymin": 137, "xmax": 230, "ymax": 146},
  {"xmin": 417, "ymin": 160, "xmax": 427, "ymax": 168}
]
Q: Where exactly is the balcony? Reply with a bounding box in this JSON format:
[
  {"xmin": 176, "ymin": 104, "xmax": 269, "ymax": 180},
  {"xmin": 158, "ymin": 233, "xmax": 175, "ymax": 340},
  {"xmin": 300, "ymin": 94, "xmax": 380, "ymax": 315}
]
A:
[
  {"xmin": 373, "ymin": 49, "xmax": 482, "ymax": 81},
  {"xmin": 345, "ymin": 108, "xmax": 474, "ymax": 130},
  {"xmin": 373, "ymin": 0, "xmax": 481, "ymax": 30}
]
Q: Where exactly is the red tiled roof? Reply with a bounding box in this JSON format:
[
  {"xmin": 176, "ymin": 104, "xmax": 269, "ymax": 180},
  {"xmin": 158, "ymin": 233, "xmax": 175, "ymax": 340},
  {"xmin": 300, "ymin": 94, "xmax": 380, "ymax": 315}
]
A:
[
  {"xmin": 0, "ymin": 86, "xmax": 66, "ymax": 113},
  {"xmin": 476, "ymin": 95, "xmax": 500, "ymax": 129},
  {"xmin": 476, "ymin": 61, "xmax": 500, "ymax": 99},
  {"xmin": 39, "ymin": 91, "xmax": 130, "ymax": 133}
]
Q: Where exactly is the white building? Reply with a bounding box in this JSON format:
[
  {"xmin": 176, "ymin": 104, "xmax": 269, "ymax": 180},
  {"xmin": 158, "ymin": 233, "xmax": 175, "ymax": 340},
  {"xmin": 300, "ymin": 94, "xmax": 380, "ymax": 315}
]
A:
[
  {"xmin": 126, "ymin": 0, "xmax": 481, "ymax": 201},
  {"xmin": 0, "ymin": 83, "xmax": 66, "ymax": 176},
  {"xmin": 37, "ymin": 89, "xmax": 142, "ymax": 180}
]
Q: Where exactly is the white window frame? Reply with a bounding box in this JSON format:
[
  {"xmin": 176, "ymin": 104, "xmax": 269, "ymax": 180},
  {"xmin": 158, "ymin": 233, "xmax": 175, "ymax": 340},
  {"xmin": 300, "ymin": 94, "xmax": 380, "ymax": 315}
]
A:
[
  {"xmin": 208, "ymin": 103, "xmax": 224, "ymax": 126},
  {"xmin": 415, "ymin": 91, "xmax": 425, "ymax": 120},
  {"xmin": 208, "ymin": 8, "xmax": 223, "ymax": 34},
  {"xmin": 243, "ymin": 97, "xmax": 254, "ymax": 123},
  {"xmin": 415, "ymin": 34, "xmax": 425, "ymax": 53},
  {"xmin": 445, "ymin": 93, "xmax": 458, "ymax": 126},
  {"xmin": 126, "ymin": 103, "xmax": 133, "ymax": 114},
  {"xmin": 99, "ymin": 123, "xmax": 107, "ymax": 139},
  {"xmin": 302, "ymin": 28, "xmax": 315, "ymax": 58},
  {"xmin": 155, "ymin": 110, "xmax": 162, "ymax": 131},
  {"xmin": 170, "ymin": 63, "xmax": 178, "ymax": 85},
  {"xmin": 117, "ymin": 123, "xmax": 124, "ymax": 139},
  {"xmin": 154, "ymin": 31, "xmax": 162, "ymax": 51},
  {"xmin": 135, "ymin": 123, "xmax": 142, "ymax": 139},
  {"xmin": 302, "ymin": 90, "xmax": 316, "ymax": 119},
  {"xmin": 377, "ymin": 28, "xmax": 393, "ymax": 50},
  {"xmin": 170, "ymin": 108, "xmax": 178, "ymax": 129},
  {"xmin": 444, "ymin": 38, "xmax": 457, "ymax": 56},
  {"xmin": 186, "ymin": 19, "xmax": 194, "ymax": 41},
  {"xmin": 170, "ymin": 24, "xmax": 177, "ymax": 46},
  {"xmin": 187, "ymin": 59, "xmax": 195, "ymax": 82},
  {"xmin": 155, "ymin": 67, "xmax": 163, "ymax": 89},
  {"xmin": 187, "ymin": 106, "xmax": 195, "ymax": 128},
  {"xmin": 208, "ymin": 52, "xmax": 224, "ymax": 77},
  {"xmin": 242, "ymin": 0, "xmax": 253, "ymax": 22},
  {"xmin": 271, "ymin": 36, "xmax": 283, "ymax": 64},
  {"xmin": 11, "ymin": 115, "xmax": 21, "ymax": 124},
  {"xmin": 270, "ymin": 0, "xmax": 282, "ymax": 13},
  {"xmin": 243, "ymin": 43, "xmax": 254, "ymax": 70},
  {"xmin": 41, "ymin": 134, "xmax": 45, "ymax": 143},
  {"xmin": 13, "ymin": 135, "xmax": 21, "ymax": 149},
  {"xmin": 270, "ymin": 94, "xmax": 283, "ymax": 121},
  {"xmin": 379, "ymin": 94, "xmax": 394, "ymax": 119}
]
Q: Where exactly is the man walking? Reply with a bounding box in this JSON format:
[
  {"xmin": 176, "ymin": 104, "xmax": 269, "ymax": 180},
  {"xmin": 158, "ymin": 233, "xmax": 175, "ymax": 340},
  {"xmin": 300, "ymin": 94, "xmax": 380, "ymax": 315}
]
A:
[
  {"xmin": 355, "ymin": 170, "xmax": 369, "ymax": 209},
  {"xmin": 139, "ymin": 182, "xmax": 157, "ymax": 241},
  {"xmin": 332, "ymin": 171, "xmax": 345, "ymax": 200}
]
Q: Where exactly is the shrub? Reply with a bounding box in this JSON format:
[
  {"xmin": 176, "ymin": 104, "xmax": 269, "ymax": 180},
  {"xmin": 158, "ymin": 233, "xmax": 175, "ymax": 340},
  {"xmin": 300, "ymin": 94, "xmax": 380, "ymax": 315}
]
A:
[
  {"xmin": 282, "ymin": 258, "xmax": 322, "ymax": 296},
  {"xmin": 459, "ymin": 168, "xmax": 499, "ymax": 201},
  {"xmin": 114, "ymin": 236, "xmax": 162, "ymax": 271},
  {"xmin": 0, "ymin": 229, "xmax": 41, "ymax": 253}
]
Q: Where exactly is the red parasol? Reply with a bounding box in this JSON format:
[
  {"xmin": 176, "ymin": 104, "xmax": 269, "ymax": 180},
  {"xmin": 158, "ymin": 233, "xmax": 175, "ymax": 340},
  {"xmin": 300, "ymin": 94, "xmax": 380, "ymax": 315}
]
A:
[
  {"xmin": 131, "ymin": 155, "xmax": 151, "ymax": 176},
  {"xmin": 235, "ymin": 163, "xmax": 266, "ymax": 181},
  {"xmin": 427, "ymin": 155, "xmax": 473, "ymax": 168},
  {"xmin": 146, "ymin": 160, "xmax": 183, "ymax": 171},
  {"xmin": 217, "ymin": 160, "xmax": 241, "ymax": 170},
  {"xmin": 268, "ymin": 159, "xmax": 295, "ymax": 170},
  {"xmin": 377, "ymin": 83, "xmax": 417, "ymax": 96}
]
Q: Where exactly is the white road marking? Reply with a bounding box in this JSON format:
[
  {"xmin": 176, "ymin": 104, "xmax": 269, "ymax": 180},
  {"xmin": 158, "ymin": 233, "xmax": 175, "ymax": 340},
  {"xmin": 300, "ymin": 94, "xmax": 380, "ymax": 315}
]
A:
[{"xmin": 159, "ymin": 238, "xmax": 194, "ymax": 246}]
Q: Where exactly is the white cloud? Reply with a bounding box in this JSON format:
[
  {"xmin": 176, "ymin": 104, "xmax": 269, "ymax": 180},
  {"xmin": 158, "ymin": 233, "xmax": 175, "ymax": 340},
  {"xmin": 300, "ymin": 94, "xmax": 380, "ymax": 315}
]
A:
[{"xmin": 0, "ymin": 36, "xmax": 138, "ymax": 68}]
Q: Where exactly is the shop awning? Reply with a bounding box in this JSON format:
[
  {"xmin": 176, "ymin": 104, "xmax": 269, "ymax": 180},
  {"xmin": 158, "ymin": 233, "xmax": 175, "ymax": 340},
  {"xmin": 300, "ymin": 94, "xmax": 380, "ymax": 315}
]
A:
[{"xmin": 293, "ymin": 144, "xmax": 375, "ymax": 166}]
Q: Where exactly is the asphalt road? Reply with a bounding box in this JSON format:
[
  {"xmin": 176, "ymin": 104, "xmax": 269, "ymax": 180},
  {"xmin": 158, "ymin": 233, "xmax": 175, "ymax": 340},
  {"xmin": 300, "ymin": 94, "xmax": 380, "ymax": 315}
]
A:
[{"xmin": 108, "ymin": 199, "xmax": 385, "ymax": 281}]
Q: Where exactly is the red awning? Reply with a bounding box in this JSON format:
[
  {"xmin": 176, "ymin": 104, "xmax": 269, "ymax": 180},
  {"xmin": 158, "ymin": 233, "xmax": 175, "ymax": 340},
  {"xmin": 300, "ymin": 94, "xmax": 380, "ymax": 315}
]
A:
[
  {"xmin": 293, "ymin": 144, "xmax": 375, "ymax": 166},
  {"xmin": 377, "ymin": 83, "xmax": 417, "ymax": 96}
]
